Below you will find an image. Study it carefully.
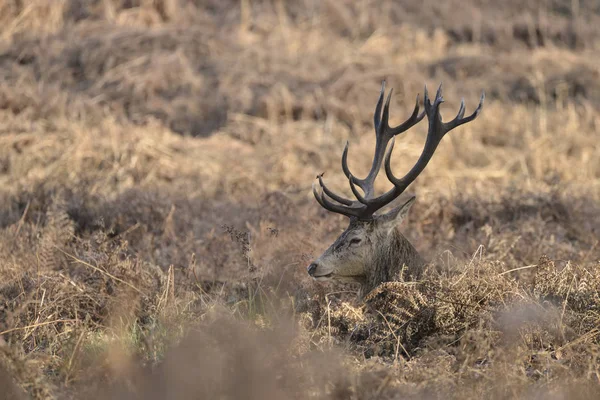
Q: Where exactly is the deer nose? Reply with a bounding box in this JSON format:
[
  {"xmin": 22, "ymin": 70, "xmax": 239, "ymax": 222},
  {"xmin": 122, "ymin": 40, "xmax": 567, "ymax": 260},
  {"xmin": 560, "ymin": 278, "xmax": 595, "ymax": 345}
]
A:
[{"xmin": 307, "ymin": 263, "xmax": 318, "ymax": 276}]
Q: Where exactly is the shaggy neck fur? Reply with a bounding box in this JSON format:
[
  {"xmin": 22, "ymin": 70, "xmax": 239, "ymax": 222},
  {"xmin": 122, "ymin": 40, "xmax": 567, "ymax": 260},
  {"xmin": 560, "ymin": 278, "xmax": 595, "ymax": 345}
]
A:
[{"xmin": 361, "ymin": 228, "xmax": 425, "ymax": 297}]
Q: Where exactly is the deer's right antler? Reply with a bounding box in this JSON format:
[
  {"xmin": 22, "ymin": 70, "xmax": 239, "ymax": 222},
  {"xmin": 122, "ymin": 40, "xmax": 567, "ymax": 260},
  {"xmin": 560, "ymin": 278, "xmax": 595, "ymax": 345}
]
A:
[{"xmin": 314, "ymin": 82, "xmax": 484, "ymax": 220}]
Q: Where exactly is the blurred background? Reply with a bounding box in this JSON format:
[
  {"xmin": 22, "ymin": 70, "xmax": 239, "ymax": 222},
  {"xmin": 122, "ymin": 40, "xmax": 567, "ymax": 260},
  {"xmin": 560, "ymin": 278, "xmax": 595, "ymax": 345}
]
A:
[{"xmin": 0, "ymin": 1, "xmax": 599, "ymax": 399}]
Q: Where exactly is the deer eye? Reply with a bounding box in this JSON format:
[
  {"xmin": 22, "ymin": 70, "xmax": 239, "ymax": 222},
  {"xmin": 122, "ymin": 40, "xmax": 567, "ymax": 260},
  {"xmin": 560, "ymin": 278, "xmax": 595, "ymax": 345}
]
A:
[{"xmin": 349, "ymin": 238, "xmax": 362, "ymax": 246}]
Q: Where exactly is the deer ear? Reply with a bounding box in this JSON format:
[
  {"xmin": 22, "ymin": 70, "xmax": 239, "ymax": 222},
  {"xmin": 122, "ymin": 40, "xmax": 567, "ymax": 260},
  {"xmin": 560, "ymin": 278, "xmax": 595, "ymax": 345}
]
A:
[{"xmin": 380, "ymin": 196, "xmax": 416, "ymax": 235}]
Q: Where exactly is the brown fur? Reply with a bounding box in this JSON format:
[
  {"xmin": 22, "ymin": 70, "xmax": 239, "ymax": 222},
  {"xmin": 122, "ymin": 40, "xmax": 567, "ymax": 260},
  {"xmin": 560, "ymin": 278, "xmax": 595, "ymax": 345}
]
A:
[{"xmin": 363, "ymin": 228, "xmax": 426, "ymax": 297}]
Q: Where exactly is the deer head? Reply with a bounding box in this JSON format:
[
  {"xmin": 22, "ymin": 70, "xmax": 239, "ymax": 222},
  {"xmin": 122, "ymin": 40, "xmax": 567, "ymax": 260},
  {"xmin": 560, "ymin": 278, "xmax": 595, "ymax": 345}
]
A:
[{"xmin": 308, "ymin": 82, "xmax": 484, "ymax": 295}]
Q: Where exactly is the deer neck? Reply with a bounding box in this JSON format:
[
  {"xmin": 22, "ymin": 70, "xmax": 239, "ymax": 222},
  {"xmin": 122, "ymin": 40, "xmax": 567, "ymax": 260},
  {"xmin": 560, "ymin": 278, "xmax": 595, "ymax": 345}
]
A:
[{"xmin": 362, "ymin": 230, "xmax": 425, "ymax": 296}]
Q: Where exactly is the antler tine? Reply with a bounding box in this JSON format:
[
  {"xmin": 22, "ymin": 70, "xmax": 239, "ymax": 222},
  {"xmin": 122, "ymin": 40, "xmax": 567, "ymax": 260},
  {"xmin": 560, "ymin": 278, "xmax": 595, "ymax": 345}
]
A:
[
  {"xmin": 435, "ymin": 83, "xmax": 444, "ymax": 104},
  {"xmin": 348, "ymin": 174, "xmax": 369, "ymax": 204},
  {"xmin": 341, "ymin": 141, "xmax": 352, "ymax": 179},
  {"xmin": 380, "ymin": 88, "xmax": 394, "ymax": 135},
  {"xmin": 456, "ymin": 98, "xmax": 466, "ymax": 120},
  {"xmin": 318, "ymin": 174, "xmax": 354, "ymax": 206},
  {"xmin": 382, "ymin": 123, "xmax": 443, "ymax": 195},
  {"xmin": 373, "ymin": 81, "xmax": 386, "ymax": 131},
  {"xmin": 443, "ymin": 91, "xmax": 485, "ymax": 131},
  {"xmin": 423, "ymin": 83, "xmax": 445, "ymax": 116},
  {"xmin": 383, "ymin": 138, "xmax": 398, "ymax": 185},
  {"xmin": 312, "ymin": 182, "xmax": 358, "ymax": 218}
]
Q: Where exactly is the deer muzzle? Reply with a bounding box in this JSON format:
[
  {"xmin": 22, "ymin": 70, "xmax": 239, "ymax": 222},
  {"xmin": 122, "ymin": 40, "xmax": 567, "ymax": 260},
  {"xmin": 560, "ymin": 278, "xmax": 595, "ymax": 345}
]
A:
[{"xmin": 307, "ymin": 262, "xmax": 333, "ymax": 281}]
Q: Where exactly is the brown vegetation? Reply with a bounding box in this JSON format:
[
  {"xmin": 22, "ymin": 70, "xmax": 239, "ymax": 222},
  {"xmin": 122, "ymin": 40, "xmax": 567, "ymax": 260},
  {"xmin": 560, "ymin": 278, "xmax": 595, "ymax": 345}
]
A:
[{"xmin": 0, "ymin": 0, "xmax": 599, "ymax": 399}]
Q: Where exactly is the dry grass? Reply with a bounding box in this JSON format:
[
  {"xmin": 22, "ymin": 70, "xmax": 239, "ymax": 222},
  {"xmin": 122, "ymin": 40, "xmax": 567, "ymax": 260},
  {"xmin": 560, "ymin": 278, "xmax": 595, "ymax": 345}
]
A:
[{"xmin": 0, "ymin": 0, "xmax": 599, "ymax": 399}]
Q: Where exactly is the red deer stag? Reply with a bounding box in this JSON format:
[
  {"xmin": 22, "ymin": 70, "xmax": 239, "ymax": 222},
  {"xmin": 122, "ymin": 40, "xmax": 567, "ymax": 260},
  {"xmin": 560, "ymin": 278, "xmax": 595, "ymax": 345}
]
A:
[{"xmin": 308, "ymin": 82, "xmax": 484, "ymax": 297}]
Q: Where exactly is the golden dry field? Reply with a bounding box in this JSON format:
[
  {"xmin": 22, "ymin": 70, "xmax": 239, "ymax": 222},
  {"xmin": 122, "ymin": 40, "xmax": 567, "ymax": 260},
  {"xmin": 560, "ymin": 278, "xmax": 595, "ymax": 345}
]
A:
[{"xmin": 0, "ymin": 1, "xmax": 599, "ymax": 399}]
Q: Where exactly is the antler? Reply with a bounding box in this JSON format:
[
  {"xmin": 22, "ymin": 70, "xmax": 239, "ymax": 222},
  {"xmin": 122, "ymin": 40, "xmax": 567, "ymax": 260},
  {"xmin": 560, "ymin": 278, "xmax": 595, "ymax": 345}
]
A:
[{"xmin": 314, "ymin": 82, "xmax": 484, "ymax": 220}]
